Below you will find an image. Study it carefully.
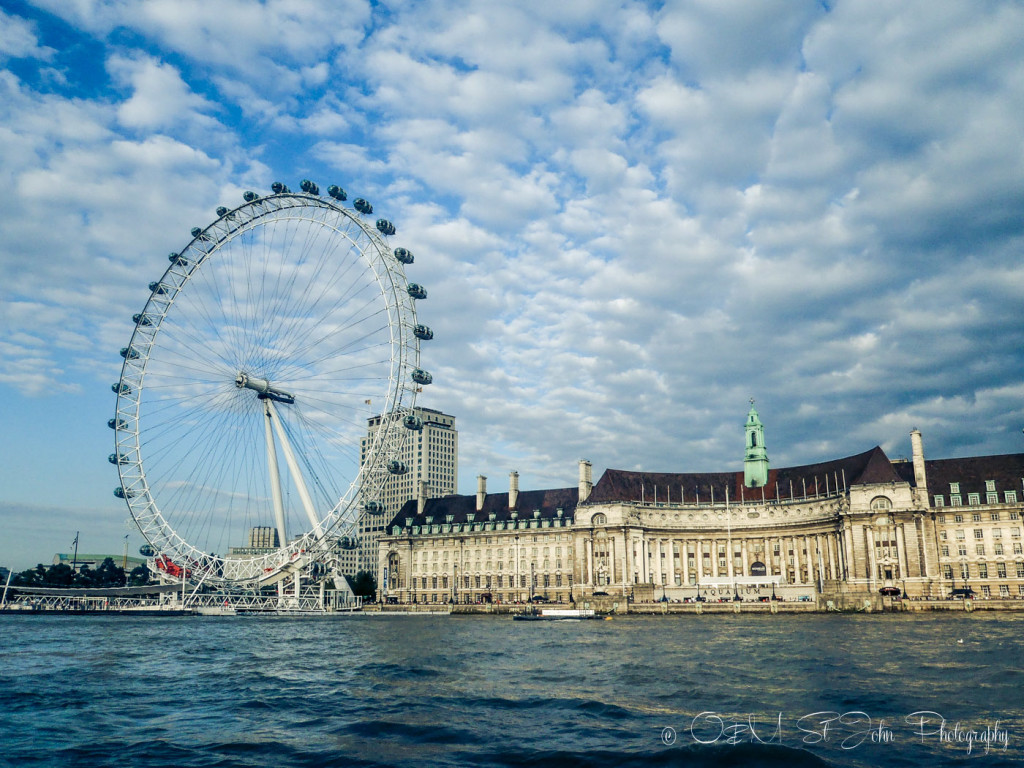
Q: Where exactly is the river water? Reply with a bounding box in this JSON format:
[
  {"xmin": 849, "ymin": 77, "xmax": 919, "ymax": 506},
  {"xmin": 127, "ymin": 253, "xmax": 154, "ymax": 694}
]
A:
[{"xmin": 1, "ymin": 612, "xmax": 1022, "ymax": 767}]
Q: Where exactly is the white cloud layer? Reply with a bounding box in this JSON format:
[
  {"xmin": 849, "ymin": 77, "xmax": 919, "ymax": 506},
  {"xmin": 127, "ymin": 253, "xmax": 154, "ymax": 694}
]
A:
[{"xmin": 1, "ymin": 0, "xmax": 1023, "ymax": 567}]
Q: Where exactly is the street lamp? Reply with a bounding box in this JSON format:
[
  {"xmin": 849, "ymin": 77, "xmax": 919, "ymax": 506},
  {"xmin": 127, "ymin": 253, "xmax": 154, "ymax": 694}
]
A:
[{"xmin": 453, "ymin": 562, "xmax": 458, "ymax": 604}]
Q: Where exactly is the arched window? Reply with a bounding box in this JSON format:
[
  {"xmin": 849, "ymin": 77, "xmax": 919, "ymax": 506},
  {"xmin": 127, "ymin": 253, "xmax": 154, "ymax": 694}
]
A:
[
  {"xmin": 592, "ymin": 513, "xmax": 607, "ymax": 526},
  {"xmin": 870, "ymin": 496, "xmax": 892, "ymax": 512},
  {"xmin": 751, "ymin": 433, "xmax": 757, "ymax": 447}
]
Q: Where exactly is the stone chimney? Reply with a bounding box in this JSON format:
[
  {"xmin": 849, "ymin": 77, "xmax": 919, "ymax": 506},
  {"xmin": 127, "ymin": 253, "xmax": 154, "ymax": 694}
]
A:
[
  {"xmin": 910, "ymin": 429, "xmax": 928, "ymax": 501},
  {"xmin": 417, "ymin": 480, "xmax": 428, "ymax": 515},
  {"xmin": 476, "ymin": 475, "xmax": 487, "ymax": 511},
  {"xmin": 578, "ymin": 459, "xmax": 593, "ymax": 502},
  {"xmin": 509, "ymin": 470, "xmax": 519, "ymax": 510}
]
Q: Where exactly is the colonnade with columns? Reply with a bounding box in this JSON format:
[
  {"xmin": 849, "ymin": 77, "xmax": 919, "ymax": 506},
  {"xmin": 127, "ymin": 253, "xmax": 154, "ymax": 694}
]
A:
[{"xmin": 578, "ymin": 527, "xmax": 861, "ymax": 588}]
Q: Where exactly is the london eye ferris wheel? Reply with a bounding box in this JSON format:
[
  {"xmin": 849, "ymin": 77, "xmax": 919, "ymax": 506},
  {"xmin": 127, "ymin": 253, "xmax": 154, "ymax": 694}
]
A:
[{"xmin": 109, "ymin": 181, "xmax": 433, "ymax": 586}]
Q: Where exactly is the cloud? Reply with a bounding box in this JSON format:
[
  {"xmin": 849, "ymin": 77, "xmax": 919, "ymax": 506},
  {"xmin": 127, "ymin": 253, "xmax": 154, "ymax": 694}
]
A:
[{"xmin": 1, "ymin": 0, "xmax": 1023, "ymax": 531}]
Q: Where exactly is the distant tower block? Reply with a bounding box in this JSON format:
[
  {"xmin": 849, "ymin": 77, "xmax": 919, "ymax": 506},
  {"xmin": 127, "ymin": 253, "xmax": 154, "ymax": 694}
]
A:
[
  {"xmin": 248, "ymin": 526, "xmax": 280, "ymax": 549},
  {"xmin": 744, "ymin": 399, "xmax": 769, "ymax": 488}
]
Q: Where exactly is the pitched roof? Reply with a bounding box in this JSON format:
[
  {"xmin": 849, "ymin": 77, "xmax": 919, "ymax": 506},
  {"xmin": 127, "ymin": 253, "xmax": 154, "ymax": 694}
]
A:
[
  {"xmin": 387, "ymin": 486, "xmax": 579, "ymax": 529},
  {"xmin": 585, "ymin": 445, "xmax": 899, "ymax": 505},
  {"xmin": 892, "ymin": 452, "xmax": 1024, "ymax": 495}
]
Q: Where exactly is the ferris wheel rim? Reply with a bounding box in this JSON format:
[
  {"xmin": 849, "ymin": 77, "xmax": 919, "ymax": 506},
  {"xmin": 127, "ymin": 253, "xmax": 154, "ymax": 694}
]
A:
[{"xmin": 111, "ymin": 187, "xmax": 427, "ymax": 584}]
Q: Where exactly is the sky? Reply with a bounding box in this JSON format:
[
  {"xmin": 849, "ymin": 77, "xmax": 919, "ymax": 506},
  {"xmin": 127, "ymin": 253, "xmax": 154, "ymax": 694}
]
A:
[{"xmin": 1, "ymin": 0, "xmax": 1023, "ymax": 571}]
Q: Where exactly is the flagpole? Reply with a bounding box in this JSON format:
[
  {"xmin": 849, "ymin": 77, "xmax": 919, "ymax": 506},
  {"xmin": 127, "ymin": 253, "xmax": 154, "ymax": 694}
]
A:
[{"xmin": 72, "ymin": 532, "xmax": 80, "ymax": 574}]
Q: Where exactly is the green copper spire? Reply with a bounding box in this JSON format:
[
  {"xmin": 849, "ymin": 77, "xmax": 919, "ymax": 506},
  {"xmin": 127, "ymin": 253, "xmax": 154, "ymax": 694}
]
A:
[{"xmin": 744, "ymin": 399, "xmax": 769, "ymax": 488}]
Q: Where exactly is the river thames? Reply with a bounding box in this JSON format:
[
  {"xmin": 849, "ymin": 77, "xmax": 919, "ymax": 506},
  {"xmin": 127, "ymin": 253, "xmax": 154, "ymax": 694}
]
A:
[{"xmin": 1, "ymin": 612, "xmax": 1022, "ymax": 767}]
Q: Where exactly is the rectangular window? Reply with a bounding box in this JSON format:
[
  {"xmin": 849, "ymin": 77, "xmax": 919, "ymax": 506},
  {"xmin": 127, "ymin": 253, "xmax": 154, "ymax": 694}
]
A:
[
  {"xmin": 997, "ymin": 562, "xmax": 1007, "ymax": 578},
  {"xmin": 954, "ymin": 514, "xmax": 963, "ymax": 523},
  {"xmin": 940, "ymin": 531, "xmax": 947, "ymax": 540},
  {"xmin": 1005, "ymin": 491, "xmax": 1017, "ymax": 504},
  {"xmin": 940, "ymin": 545, "xmax": 949, "ymax": 557},
  {"xmin": 993, "ymin": 528, "xmax": 1002, "ymax": 538},
  {"xmin": 935, "ymin": 496, "xmax": 945, "ymax": 508},
  {"xmin": 994, "ymin": 543, "xmax": 1004, "ymax": 555},
  {"xmin": 976, "ymin": 544, "xmax": 985, "ymax": 556},
  {"xmin": 968, "ymin": 494, "xmax": 980, "ymax": 506},
  {"xmin": 1018, "ymin": 563, "xmax": 1024, "ymax": 578},
  {"xmin": 957, "ymin": 545, "xmax": 967, "ymax": 556},
  {"xmin": 979, "ymin": 563, "xmax": 988, "ymax": 578},
  {"xmin": 942, "ymin": 564, "xmax": 953, "ymax": 579},
  {"xmin": 955, "ymin": 529, "xmax": 966, "ymax": 540},
  {"xmin": 982, "ymin": 585, "xmax": 991, "ymax": 597},
  {"xmin": 950, "ymin": 482, "xmax": 961, "ymax": 494},
  {"xmin": 951, "ymin": 496, "xmax": 962, "ymax": 507},
  {"xmin": 986, "ymin": 480, "xmax": 996, "ymax": 492},
  {"xmin": 961, "ymin": 563, "xmax": 970, "ymax": 580},
  {"xmin": 999, "ymin": 584, "xmax": 1009, "ymax": 597},
  {"xmin": 974, "ymin": 529, "xmax": 984, "ymax": 539},
  {"xmin": 987, "ymin": 494, "xmax": 999, "ymax": 505}
]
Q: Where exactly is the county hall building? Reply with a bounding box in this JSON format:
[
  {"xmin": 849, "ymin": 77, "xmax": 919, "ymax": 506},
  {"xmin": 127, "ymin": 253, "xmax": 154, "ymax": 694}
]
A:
[{"xmin": 376, "ymin": 404, "xmax": 1024, "ymax": 605}]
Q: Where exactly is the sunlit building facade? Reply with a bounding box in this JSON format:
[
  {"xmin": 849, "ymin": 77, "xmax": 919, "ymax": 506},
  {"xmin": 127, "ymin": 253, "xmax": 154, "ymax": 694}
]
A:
[
  {"xmin": 377, "ymin": 405, "xmax": 1024, "ymax": 604},
  {"xmin": 358, "ymin": 407, "xmax": 458, "ymax": 574}
]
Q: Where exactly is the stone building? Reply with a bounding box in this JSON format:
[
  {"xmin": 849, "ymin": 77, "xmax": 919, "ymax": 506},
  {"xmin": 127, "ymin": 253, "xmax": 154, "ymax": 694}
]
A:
[
  {"xmin": 376, "ymin": 405, "xmax": 1024, "ymax": 604},
  {"xmin": 357, "ymin": 407, "xmax": 458, "ymax": 574}
]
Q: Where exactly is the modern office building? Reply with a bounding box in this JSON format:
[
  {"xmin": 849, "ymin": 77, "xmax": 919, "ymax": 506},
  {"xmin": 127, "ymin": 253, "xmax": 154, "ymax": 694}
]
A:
[
  {"xmin": 377, "ymin": 404, "xmax": 1024, "ymax": 605},
  {"xmin": 358, "ymin": 406, "xmax": 458, "ymax": 573}
]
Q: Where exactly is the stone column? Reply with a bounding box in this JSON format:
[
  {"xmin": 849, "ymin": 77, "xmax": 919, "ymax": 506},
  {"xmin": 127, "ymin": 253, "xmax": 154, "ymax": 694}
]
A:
[
  {"xmin": 586, "ymin": 537, "xmax": 594, "ymax": 586},
  {"xmin": 681, "ymin": 540, "xmax": 690, "ymax": 585},
  {"xmin": 740, "ymin": 539, "xmax": 750, "ymax": 577},
  {"xmin": 865, "ymin": 526, "xmax": 877, "ymax": 584},
  {"xmin": 897, "ymin": 523, "xmax": 909, "ymax": 579},
  {"xmin": 792, "ymin": 536, "xmax": 801, "ymax": 583},
  {"xmin": 843, "ymin": 520, "xmax": 856, "ymax": 580}
]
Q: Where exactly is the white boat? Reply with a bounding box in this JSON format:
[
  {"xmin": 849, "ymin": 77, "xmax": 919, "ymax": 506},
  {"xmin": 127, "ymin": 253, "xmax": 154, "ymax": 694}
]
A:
[{"xmin": 514, "ymin": 608, "xmax": 597, "ymax": 621}]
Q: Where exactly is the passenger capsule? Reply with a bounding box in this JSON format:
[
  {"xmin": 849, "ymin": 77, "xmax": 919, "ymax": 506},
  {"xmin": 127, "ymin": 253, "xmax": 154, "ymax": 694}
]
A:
[
  {"xmin": 216, "ymin": 206, "xmax": 228, "ymax": 217},
  {"xmin": 168, "ymin": 252, "xmax": 186, "ymax": 265},
  {"xmin": 300, "ymin": 179, "xmax": 320, "ymax": 195},
  {"xmin": 394, "ymin": 247, "xmax": 414, "ymax": 264},
  {"xmin": 411, "ymin": 368, "xmax": 433, "ymax": 385},
  {"xmin": 376, "ymin": 219, "xmax": 396, "ymax": 236},
  {"xmin": 353, "ymin": 198, "xmax": 373, "ymax": 215},
  {"xmin": 120, "ymin": 346, "xmax": 140, "ymax": 360},
  {"xmin": 327, "ymin": 185, "xmax": 347, "ymax": 201},
  {"xmin": 387, "ymin": 460, "xmax": 408, "ymax": 475},
  {"xmin": 364, "ymin": 501, "xmax": 383, "ymax": 514},
  {"xmin": 243, "ymin": 190, "xmax": 259, "ymax": 202},
  {"xmin": 191, "ymin": 227, "xmax": 202, "ymax": 238},
  {"xmin": 139, "ymin": 544, "xmax": 155, "ymax": 557},
  {"xmin": 403, "ymin": 414, "xmax": 423, "ymax": 431},
  {"xmin": 271, "ymin": 181, "xmax": 290, "ymax": 194},
  {"xmin": 108, "ymin": 453, "xmax": 128, "ymax": 465},
  {"xmin": 114, "ymin": 486, "xmax": 136, "ymax": 499},
  {"xmin": 132, "ymin": 313, "xmax": 153, "ymax": 327},
  {"xmin": 148, "ymin": 281, "xmax": 167, "ymax": 295},
  {"xmin": 108, "ymin": 418, "xmax": 126, "ymax": 430},
  {"xmin": 407, "ymin": 283, "xmax": 427, "ymax": 300},
  {"xmin": 413, "ymin": 324, "xmax": 433, "ymax": 340},
  {"xmin": 111, "ymin": 382, "xmax": 132, "ymax": 395}
]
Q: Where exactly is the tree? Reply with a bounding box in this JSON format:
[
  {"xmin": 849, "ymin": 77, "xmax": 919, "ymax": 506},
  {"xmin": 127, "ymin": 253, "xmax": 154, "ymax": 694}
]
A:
[
  {"xmin": 128, "ymin": 564, "xmax": 151, "ymax": 587},
  {"xmin": 93, "ymin": 557, "xmax": 126, "ymax": 587},
  {"xmin": 43, "ymin": 563, "xmax": 75, "ymax": 587},
  {"xmin": 346, "ymin": 570, "xmax": 377, "ymax": 598}
]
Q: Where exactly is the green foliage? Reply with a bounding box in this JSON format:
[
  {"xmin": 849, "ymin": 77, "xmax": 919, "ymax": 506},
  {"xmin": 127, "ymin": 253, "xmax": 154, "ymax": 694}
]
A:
[
  {"xmin": 10, "ymin": 558, "xmax": 152, "ymax": 589},
  {"xmin": 346, "ymin": 570, "xmax": 377, "ymax": 598}
]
